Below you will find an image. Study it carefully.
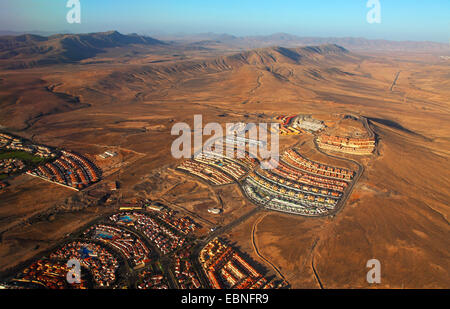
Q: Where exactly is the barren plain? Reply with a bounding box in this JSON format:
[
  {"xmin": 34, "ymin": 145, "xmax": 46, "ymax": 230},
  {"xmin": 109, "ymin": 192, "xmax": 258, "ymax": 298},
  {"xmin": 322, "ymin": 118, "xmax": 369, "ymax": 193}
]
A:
[{"xmin": 0, "ymin": 32, "xmax": 448, "ymax": 288}]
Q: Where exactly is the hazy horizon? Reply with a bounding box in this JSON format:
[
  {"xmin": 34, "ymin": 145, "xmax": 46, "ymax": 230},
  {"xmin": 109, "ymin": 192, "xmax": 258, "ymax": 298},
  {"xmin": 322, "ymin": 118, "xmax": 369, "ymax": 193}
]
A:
[{"xmin": 0, "ymin": 0, "xmax": 448, "ymax": 43}]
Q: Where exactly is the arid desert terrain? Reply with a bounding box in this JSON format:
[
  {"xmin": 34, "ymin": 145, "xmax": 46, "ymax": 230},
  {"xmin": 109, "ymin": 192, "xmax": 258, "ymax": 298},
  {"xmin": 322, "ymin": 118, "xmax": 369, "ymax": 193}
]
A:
[{"xmin": 0, "ymin": 31, "xmax": 448, "ymax": 288}]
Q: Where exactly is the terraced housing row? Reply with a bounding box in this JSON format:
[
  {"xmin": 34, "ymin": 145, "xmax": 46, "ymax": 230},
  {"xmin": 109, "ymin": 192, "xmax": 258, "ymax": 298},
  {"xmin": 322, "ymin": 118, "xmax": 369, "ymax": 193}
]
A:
[
  {"xmin": 275, "ymin": 115, "xmax": 304, "ymax": 136},
  {"xmin": 200, "ymin": 238, "xmax": 280, "ymax": 289},
  {"xmin": 27, "ymin": 151, "xmax": 101, "ymax": 191},
  {"xmin": 49, "ymin": 242, "xmax": 119, "ymax": 288},
  {"xmin": 110, "ymin": 212, "xmax": 189, "ymax": 255},
  {"xmin": 274, "ymin": 115, "xmax": 325, "ymax": 136},
  {"xmin": 0, "ymin": 133, "xmax": 56, "ymax": 159},
  {"xmin": 317, "ymin": 134, "xmax": 375, "ymax": 155},
  {"xmin": 242, "ymin": 148, "xmax": 355, "ymax": 216},
  {"xmin": 177, "ymin": 150, "xmax": 255, "ymax": 186},
  {"xmin": 84, "ymin": 224, "xmax": 151, "ymax": 268}
]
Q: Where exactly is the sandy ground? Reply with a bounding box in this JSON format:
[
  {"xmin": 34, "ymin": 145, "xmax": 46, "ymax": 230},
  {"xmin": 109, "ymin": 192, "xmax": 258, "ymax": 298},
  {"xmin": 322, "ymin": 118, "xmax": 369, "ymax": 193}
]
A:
[{"xmin": 0, "ymin": 48, "xmax": 448, "ymax": 287}]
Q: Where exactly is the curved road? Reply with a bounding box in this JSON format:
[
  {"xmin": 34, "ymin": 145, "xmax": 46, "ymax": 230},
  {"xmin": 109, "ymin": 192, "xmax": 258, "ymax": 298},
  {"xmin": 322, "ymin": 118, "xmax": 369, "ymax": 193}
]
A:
[
  {"xmin": 251, "ymin": 212, "xmax": 287, "ymax": 281},
  {"xmin": 187, "ymin": 114, "xmax": 374, "ymax": 289},
  {"xmin": 306, "ymin": 114, "xmax": 375, "ymax": 288},
  {"xmin": 313, "ymin": 138, "xmax": 365, "ymax": 217}
]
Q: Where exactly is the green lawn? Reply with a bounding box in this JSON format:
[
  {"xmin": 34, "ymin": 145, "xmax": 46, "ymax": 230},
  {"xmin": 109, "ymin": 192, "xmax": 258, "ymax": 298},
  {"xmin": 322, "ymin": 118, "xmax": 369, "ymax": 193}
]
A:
[{"xmin": 0, "ymin": 150, "xmax": 46, "ymax": 164}]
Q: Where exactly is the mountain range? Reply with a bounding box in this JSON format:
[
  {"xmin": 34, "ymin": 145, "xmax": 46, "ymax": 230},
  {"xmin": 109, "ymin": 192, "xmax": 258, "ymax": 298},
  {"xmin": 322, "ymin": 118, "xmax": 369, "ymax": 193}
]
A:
[
  {"xmin": 162, "ymin": 32, "xmax": 450, "ymax": 52},
  {"xmin": 0, "ymin": 30, "xmax": 448, "ymax": 69},
  {"xmin": 0, "ymin": 31, "xmax": 166, "ymax": 69}
]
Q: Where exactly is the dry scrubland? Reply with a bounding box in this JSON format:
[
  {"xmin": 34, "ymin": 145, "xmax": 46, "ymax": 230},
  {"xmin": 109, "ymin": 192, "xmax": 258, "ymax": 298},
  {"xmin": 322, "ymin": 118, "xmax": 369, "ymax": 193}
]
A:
[{"xmin": 0, "ymin": 43, "xmax": 448, "ymax": 288}]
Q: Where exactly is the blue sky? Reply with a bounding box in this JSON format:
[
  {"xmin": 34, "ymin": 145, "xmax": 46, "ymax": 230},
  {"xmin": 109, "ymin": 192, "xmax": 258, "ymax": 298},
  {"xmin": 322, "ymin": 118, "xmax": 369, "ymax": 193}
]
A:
[{"xmin": 1, "ymin": 0, "xmax": 448, "ymax": 42}]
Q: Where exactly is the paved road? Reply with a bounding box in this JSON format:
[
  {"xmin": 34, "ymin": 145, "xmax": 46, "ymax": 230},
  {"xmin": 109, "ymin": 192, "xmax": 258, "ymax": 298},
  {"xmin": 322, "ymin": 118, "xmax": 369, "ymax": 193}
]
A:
[
  {"xmin": 313, "ymin": 138, "xmax": 365, "ymax": 217},
  {"xmin": 202, "ymin": 206, "xmax": 262, "ymax": 245},
  {"xmin": 172, "ymin": 115, "xmax": 374, "ymax": 288},
  {"xmin": 189, "ymin": 206, "xmax": 263, "ymax": 289},
  {"xmin": 306, "ymin": 115, "xmax": 377, "ymax": 288},
  {"xmin": 390, "ymin": 71, "xmax": 401, "ymax": 91},
  {"xmin": 157, "ymin": 197, "xmax": 216, "ymax": 227}
]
